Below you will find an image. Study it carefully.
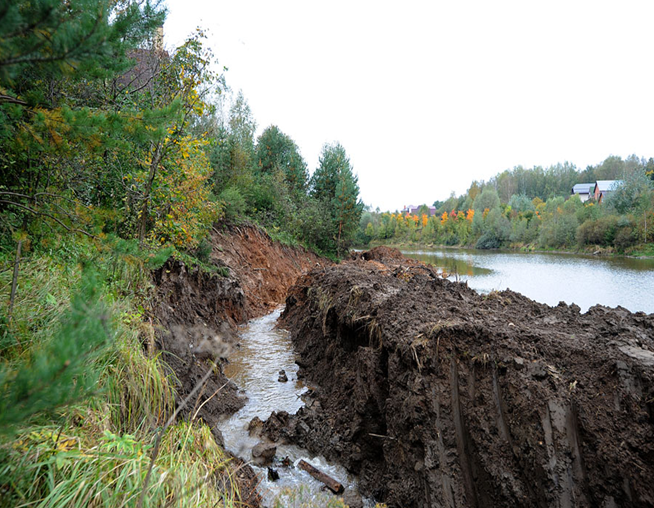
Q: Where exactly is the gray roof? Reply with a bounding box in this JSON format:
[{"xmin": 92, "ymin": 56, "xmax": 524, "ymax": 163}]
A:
[
  {"xmin": 595, "ymin": 180, "xmax": 623, "ymax": 192},
  {"xmin": 572, "ymin": 183, "xmax": 594, "ymax": 194}
]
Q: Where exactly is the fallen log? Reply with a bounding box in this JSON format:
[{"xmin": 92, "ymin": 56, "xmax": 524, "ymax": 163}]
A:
[{"xmin": 297, "ymin": 459, "xmax": 344, "ymax": 494}]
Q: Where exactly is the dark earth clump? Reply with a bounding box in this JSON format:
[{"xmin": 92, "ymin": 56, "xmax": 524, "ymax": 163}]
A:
[{"xmin": 262, "ymin": 249, "xmax": 654, "ymax": 507}]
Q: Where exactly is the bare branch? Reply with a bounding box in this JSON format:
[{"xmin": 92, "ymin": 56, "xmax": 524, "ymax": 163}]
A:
[
  {"xmin": 0, "ymin": 94, "xmax": 28, "ymax": 106},
  {"xmin": 0, "ymin": 200, "xmax": 94, "ymax": 238}
]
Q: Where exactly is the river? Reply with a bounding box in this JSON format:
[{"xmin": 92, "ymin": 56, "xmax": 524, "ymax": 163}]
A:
[{"xmin": 401, "ymin": 248, "xmax": 654, "ymax": 314}]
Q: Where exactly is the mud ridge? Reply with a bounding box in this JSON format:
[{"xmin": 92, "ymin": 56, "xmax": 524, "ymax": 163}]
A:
[{"xmin": 262, "ymin": 247, "xmax": 654, "ymax": 507}]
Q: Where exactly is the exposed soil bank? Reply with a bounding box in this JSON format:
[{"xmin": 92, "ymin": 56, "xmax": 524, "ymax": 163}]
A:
[
  {"xmin": 150, "ymin": 223, "xmax": 328, "ymax": 506},
  {"xmin": 265, "ymin": 247, "xmax": 654, "ymax": 507}
]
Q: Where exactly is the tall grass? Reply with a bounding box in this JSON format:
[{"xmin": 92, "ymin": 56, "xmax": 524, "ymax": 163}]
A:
[
  {"xmin": 0, "ymin": 234, "xmax": 245, "ymax": 507},
  {"xmin": 1, "ymin": 421, "xmax": 237, "ymax": 507}
]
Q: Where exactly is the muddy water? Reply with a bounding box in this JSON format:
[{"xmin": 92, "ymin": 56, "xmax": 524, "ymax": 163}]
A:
[
  {"xmin": 402, "ymin": 248, "xmax": 654, "ymax": 313},
  {"xmin": 218, "ymin": 308, "xmax": 364, "ymax": 506}
]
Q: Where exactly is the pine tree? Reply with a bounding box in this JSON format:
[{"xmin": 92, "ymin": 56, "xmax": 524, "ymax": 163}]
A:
[
  {"xmin": 311, "ymin": 143, "xmax": 363, "ymax": 255},
  {"xmin": 255, "ymin": 125, "xmax": 308, "ymax": 196}
]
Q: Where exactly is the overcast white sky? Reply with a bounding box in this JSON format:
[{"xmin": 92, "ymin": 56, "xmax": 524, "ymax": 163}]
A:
[{"xmin": 163, "ymin": 0, "xmax": 654, "ymax": 211}]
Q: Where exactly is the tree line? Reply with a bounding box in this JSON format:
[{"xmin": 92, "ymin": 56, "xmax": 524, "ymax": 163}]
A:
[
  {"xmin": 0, "ymin": 2, "xmax": 363, "ymax": 262},
  {"xmin": 359, "ymin": 155, "xmax": 654, "ymax": 254}
]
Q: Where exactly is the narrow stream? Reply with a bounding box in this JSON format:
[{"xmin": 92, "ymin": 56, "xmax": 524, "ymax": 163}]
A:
[{"xmin": 218, "ymin": 308, "xmax": 366, "ymax": 507}]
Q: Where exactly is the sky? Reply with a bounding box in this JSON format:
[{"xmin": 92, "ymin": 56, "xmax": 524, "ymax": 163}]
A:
[{"xmin": 163, "ymin": 0, "xmax": 654, "ymax": 212}]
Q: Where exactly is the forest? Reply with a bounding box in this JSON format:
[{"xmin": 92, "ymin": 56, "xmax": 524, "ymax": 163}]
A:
[
  {"xmin": 0, "ymin": 1, "xmax": 361, "ymax": 506},
  {"xmin": 359, "ymin": 155, "xmax": 654, "ymax": 255}
]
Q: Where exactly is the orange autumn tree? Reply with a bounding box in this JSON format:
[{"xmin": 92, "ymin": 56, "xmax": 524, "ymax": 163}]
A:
[{"xmin": 441, "ymin": 211, "xmax": 448, "ymax": 224}]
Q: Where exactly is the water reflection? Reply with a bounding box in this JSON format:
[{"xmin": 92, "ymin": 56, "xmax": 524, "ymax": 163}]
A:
[
  {"xmin": 402, "ymin": 248, "xmax": 654, "ymax": 314},
  {"xmin": 404, "ymin": 250, "xmax": 492, "ymax": 277},
  {"xmin": 219, "ymin": 308, "xmax": 364, "ymax": 505}
]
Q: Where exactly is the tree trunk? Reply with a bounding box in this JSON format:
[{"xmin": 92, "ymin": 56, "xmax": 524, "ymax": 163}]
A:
[
  {"xmin": 138, "ymin": 142, "xmax": 163, "ymax": 245},
  {"xmin": 8, "ymin": 238, "xmax": 22, "ymax": 327},
  {"xmin": 297, "ymin": 460, "xmax": 344, "ymax": 494},
  {"xmin": 337, "ymin": 220, "xmax": 343, "ymax": 256}
]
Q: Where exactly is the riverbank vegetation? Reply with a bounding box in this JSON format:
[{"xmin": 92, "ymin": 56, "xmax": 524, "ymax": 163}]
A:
[
  {"xmin": 0, "ymin": 1, "xmax": 362, "ymax": 506},
  {"xmin": 358, "ymin": 155, "xmax": 654, "ymax": 255}
]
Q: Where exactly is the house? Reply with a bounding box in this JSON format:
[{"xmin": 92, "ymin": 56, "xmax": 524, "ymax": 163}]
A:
[
  {"xmin": 593, "ymin": 180, "xmax": 623, "ymax": 203},
  {"xmin": 571, "ymin": 183, "xmax": 594, "ymax": 202},
  {"xmin": 402, "ymin": 205, "xmax": 437, "ymax": 216}
]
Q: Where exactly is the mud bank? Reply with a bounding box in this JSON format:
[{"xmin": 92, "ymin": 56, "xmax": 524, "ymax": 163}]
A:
[
  {"xmin": 151, "ymin": 223, "xmax": 328, "ymax": 506},
  {"xmin": 264, "ymin": 247, "xmax": 654, "ymax": 507}
]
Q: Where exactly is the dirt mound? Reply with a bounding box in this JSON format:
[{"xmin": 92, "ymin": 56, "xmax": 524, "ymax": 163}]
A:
[
  {"xmin": 266, "ymin": 253, "xmax": 654, "ymax": 507},
  {"xmin": 351, "ymin": 245, "xmax": 409, "ymax": 263}
]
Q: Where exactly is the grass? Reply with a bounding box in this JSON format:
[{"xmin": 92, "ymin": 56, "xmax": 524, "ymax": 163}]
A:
[
  {"xmin": 0, "ymin": 233, "xmax": 245, "ymax": 507},
  {"xmin": 1, "ymin": 421, "xmax": 237, "ymax": 508},
  {"xmin": 627, "ymin": 242, "xmax": 654, "ymax": 257}
]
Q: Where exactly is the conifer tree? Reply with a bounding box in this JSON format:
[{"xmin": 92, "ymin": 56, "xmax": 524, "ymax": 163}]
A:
[
  {"xmin": 255, "ymin": 125, "xmax": 308, "ymax": 196},
  {"xmin": 311, "ymin": 143, "xmax": 363, "ymax": 255}
]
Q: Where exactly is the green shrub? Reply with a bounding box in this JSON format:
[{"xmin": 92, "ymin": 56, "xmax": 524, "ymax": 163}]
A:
[
  {"xmin": 475, "ymin": 232, "xmax": 501, "ymax": 249},
  {"xmin": 219, "ymin": 186, "xmax": 247, "ymax": 221},
  {"xmin": 577, "ymin": 215, "xmax": 618, "ymax": 246},
  {"xmin": 614, "ymin": 226, "xmax": 636, "ymax": 251}
]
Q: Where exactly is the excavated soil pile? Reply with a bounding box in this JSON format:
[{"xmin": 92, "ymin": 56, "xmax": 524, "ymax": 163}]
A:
[
  {"xmin": 151, "ymin": 223, "xmax": 328, "ymax": 506},
  {"xmin": 263, "ymin": 249, "xmax": 654, "ymax": 508}
]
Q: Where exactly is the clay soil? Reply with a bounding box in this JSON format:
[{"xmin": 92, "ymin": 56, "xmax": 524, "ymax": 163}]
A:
[
  {"xmin": 262, "ymin": 247, "xmax": 654, "ymax": 507},
  {"xmin": 151, "ymin": 223, "xmax": 328, "ymax": 506}
]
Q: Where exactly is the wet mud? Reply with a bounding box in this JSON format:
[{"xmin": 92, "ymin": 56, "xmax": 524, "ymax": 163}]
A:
[{"xmin": 263, "ymin": 247, "xmax": 654, "ymax": 507}]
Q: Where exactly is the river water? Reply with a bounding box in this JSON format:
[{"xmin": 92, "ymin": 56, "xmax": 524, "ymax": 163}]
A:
[
  {"xmin": 218, "ymin": 308, "xmax": 365, "ymax": 507},
  {"xmin": 401, "ymin": 248, "xmax": 654, "ymax": 314}
]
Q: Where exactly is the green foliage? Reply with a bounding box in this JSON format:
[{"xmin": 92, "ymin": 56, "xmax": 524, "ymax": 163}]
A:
[
  {"xmin": 255, "ymin": 125, "xmax": 308, "ymax": 196},
  {"xmin": 0, "ymin": 421, "xmax": 236, "ymax": 508},
  {"xmin": 475, "ymin": 232, "xmax": 501, "ymax": 249},
  {"xmin": 0, "ymin": 0, "xmax": 165, "ymax": 89},
  {"xmin": 577, "ymin": 215, "xmax": 619, "ymax": 247},
  {"xmin": 604, "ymin": 169, "xmax": 654, "ymax": 214},
  {"xmin": 0, "ymin": 271, "xmax": 112, "ymax": 436},
  {"xmin": 291, "ymin": 197, "xmax": 337, "ymax": 256},
  {"xmin": 219, "ymin": 186, "xmax": 247, "ymax": 221},
  {"xmin": 311, "ymin": 143, "xmax": 364, "ymax": 255},
  {"xmin": 360, "ymin": 155, "xmax": 654, "ymax": 256},
  {"xmin": 472, "ymin": 188, "xmax": 501, "ymax": 212},
  {"xmin": 508, "ymin": 194, "xmax": 535, "ymax": 214}
]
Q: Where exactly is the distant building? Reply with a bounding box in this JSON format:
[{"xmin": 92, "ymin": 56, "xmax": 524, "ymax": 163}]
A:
[
  {"xmin": 571, "ymin": 183, "xmax": 594, "ymax": 202},
  {"xmin": 116, "ymin": 27, "xmax": 167, "ymax": 95},
  {"xmin": 402, "ymin": 205, "xmax": 437, "ymax": 216},
  {"xmin": 593, "ymin": 180, "xmax": 623, "ymax": 203}
]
